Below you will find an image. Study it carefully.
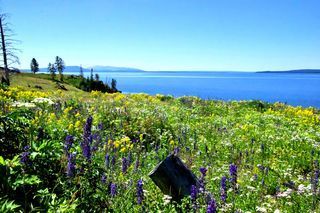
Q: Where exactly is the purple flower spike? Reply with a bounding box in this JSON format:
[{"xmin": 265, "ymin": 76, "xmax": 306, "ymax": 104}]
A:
[
  {"xmin": 105, "ymin": 153, "xmax": 110, "ymax": 168},
  {"xmin": 136, "ymin": 179, "xmax": 144, "ymax": 205},
  {"xmin": 200, "ymin": 167, "xmax": 208, "ymax": 176},
  {"xmin": 101, "ymin": 173, "xmax": 106, "ymax": 184},
  {"xmin": 98, "ymin": 122, "xmax": 103, "ymax": 131},
  {"xmin": 81, "ymin": 135, "xmax": 92, "ymax": 161},
  {"xmin": 206, "ymin": 199, "xmax": 217, "ymax": 213},
  {"xmin": 190, "ymin": 185, "xmax": 197, "ymax": 201},
  {"xmin": 311, "ymin": 160, "xmax": 319, "ymax": 194},
  {"xmin": 110, "ymin": 183, "xmax": 117, "ymax": 197},
  {"xmin": 64, "ymin": 135, "xmax": 74, "ymax": 154},
  {"xmin": 111, "ymin": 155, "xmax": 116, "ymax": 167},
  {"xmin": 229, "ymin": 164, "xmax": 238, "ymax": 190},
  {"xmin": 190, "ymin": 185, "xmax": 198, "ymax": 209},
  {"xmin": 220, "ymin": 176, "xmax": 227, "ymax": 203},
  {"xmin": 122, "ymin": 157, "xmax": 128, "ymax": 174},
  {"xmin": 66, "ymin": 153, "xmax": 76, "ymax": 177},
  {"xmin": 20, "ymin": 146, "xmax": 31, "ymax": 165},
  {"xmin": 81, "ymin": 116, "xmax": 93, "ymax": 161},
  {"xmin": 83, "ymin": 116, "xmax": 93, "ymax": 138},
  {"xmin": 199, "ymin": 167, "xmax": 208, "ymax": 193}
]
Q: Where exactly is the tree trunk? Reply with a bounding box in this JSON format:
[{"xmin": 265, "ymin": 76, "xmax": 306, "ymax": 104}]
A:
[{"xmin": 0, "ymin": 17, "xmax": 9, "ymax": 85}]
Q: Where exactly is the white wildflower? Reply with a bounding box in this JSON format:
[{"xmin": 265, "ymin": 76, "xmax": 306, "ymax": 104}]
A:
[
  {"xmin": 32, "ymin": 97, "xmax": 54, "ymax": 105},
  {"xmin": 12, "ymin": 101, "xmax": 36, "ymax": 108},
  {"xmin": 256, "ymin": 206, "xmax": 267, "ymax": 212},
  {"xmin": 246, "ymin": 186, "xmax": 256, "ymax": 191},
  {"xmin": 277, "ymin": 188, "xmax": 293, "ymax": 198}
]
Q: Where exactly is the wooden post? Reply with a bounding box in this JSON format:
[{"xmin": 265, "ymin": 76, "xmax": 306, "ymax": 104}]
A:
[{"xmin": 149, "ymin": 154, "xmax": 199, "ymax": 202}]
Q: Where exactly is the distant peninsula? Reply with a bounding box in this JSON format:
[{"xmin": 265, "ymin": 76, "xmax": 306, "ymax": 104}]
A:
[
  {"xmin": 258, "ymin": 69, "xmax": 320, "ymax": 74},
  {"xmin": 21, "ymin": 65, "xmax": 145, "ymax": 73}
]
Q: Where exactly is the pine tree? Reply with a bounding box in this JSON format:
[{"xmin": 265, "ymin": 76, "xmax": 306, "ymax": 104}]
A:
[
  {"xmin": 48, "ymin": 63, "xmax": 56, "ymax": 80},
  {"xmin": 30, "ymin": 58, "xmax": 39, "ymax": 74},
  {"xmin": 55, "ymin": 56, "xmax": 65, "ymax": 81}
]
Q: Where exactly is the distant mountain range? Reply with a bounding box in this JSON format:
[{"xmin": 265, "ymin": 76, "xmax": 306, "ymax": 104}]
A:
[
  {"xmin": 20, "ymin": 67, "xmax": 320, "ymax": 74},
  {"xmin": 21, "ymin": 65, "xmax": 144, "ymax": 73},
  {"xmin": 258, "ymin": 69, "xmax": 320, "ymax": 74}
]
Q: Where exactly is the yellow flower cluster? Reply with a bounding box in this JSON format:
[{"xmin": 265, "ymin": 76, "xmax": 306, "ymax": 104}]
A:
[
  {"xmin": 0, "ymin": 87, "xmax": 50, "ymax": 101},
  {"xmin": 112, "ymin": 136, "xmax": 134, "ymax": 153}
]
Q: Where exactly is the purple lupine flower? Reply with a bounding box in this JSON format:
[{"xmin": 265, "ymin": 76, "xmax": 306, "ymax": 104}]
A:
[
  {"xmin": 98, "ymin": 122, "xmax": 103, "ymax": 131},
  {"xmin": 105, "ymin": 153, "xmax": 110, "ymax": 168},
  {"xmin": 92, "ymin": 133, "xmax": 102, "ymax": 152},
  {"xmin": 136, "ymin": 179, "xmax": 144, "ymax": 205},
  {"xmin": 127, "ymin": 152, "xmax": 132, "ymax": 166},
  {"xmin": 66, "ymin": 153, "xmax": 76, "ymax": 177},
  {"xmin": 190, "ymin": 185, "xmax": 198, "ymax": 201},
  {"xmin": 174, "ymin": 147, "xmax": 180, "ymax": 155},
  {"xmin": 220, "ymin": 176, "xmax": 227, "ymax": 203},
  {"xmin": 81, "ymin": 116, "xmax": 93, "ymax": 161},
  {"xmin": 111, "ymin": 155, "xmax": 116, "ymax": 167},
  {"xmin": 101, "ymin": 173, "xmax": 106, "ymax": 184},
  {"xmin": 229, "ymin": 164, "xmax": 238, "ymax": 190},
  {"xmin": 206, "ymin": 198, "xmax": 217, "ymax": 213},
  {"xmin": 80, "ymin": 135, "xmax": 92, "ymax": 161},
  {"xmin": 64, "ymin": 135, "xmax": 74, "ymax": 154},
  {"xmin": 199, "ymin": 167, "xmax": 208, "ymax": 192},
  {"xmin": 311, "ymin": 160, "xmax": 319, "ymax": 194},
  {"xmin": 122, "ymin": 157, "xmax": 128, "ymax": 174},
  {"xmin": 200, "ymin": 167, "xmax": 208, "ymax": 177},
  {"xmin": 20, "ymin": 146, "xmax": 31, "ymax": 165},
  {"xmin": 83, "ymin": 116, "xmax": 93, "ymax": 138},
  {"xmin": 190, "ymin": 185, "xmax": 198, "ymax": 209},
  {"xmin": 110, "ymin": 183, "xmax": 117, "ymax": 197}
]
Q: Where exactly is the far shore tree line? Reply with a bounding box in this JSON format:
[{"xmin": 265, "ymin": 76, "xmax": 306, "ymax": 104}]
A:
[{"xmin": 30, "ymin": 57, "xmax": 119, "ymax": 93}]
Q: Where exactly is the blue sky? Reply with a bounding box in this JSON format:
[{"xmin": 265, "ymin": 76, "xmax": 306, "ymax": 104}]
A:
[{"xmin": 1, "ymin": 0, "xmax": 320, "ymax": 71}]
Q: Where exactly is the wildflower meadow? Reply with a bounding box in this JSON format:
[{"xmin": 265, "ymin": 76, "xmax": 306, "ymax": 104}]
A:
[{"xmin": 1, "ymin": 86, "xmax": 320, "ymax": 212}]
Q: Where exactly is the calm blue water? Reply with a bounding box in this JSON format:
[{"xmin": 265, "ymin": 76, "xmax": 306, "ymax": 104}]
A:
[{"xmin": 65, "ymin": 71, "xmax": 320, "ymax": 108}]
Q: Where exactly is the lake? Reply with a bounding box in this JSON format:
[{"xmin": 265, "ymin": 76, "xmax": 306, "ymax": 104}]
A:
[{"xmin": 65, "ymin": 71, "xmax": 320, "ymax": 108}]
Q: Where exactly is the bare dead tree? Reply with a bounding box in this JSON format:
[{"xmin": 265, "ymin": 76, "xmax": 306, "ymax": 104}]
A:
[{"xmin": 0, "ymin": 13, "xmax": 20, "ymax": 85}]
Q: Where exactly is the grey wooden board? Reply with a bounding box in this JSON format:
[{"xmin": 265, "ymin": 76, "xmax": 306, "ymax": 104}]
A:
[{"xmin": 149, "ymin": 154, "xmax": 199, "ymax": 201}]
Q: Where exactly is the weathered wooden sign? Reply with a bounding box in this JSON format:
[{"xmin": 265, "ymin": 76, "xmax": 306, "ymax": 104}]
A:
[{"xmin": 149, "ymin": 154, "xmax": 199, "ymax": 202}]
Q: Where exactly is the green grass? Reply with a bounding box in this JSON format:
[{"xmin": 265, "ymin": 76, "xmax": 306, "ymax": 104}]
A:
[{"xmin": 10, "ymin": 72, "xmax": 83, "ymax": 93}]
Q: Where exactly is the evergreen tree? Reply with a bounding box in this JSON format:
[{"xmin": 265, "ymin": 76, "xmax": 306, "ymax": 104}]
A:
[
  {"xmin": 80, "ymin": 65, "xmax": 83, "ymax": 77},
  {"xmin": 55, "ymin": 56, "xmax": 65, "ymax": 81},
  {"xmin": 111, "ymin": 78, "xmax": 117, "ymax": 92},
  {"xmin": 48, "ymin": 63, "xmax": 56, "ymax": 80},
  {"xmin": 90, "ymin": 68, "xmax": 93, "ymax": 81},
  {"xmin": 30, "ymin": 58, "xmax": 39, "ymax": 74},
  {"xmin": 95, "ymin": 73, "xmax": 100, "ymax": 81}
]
